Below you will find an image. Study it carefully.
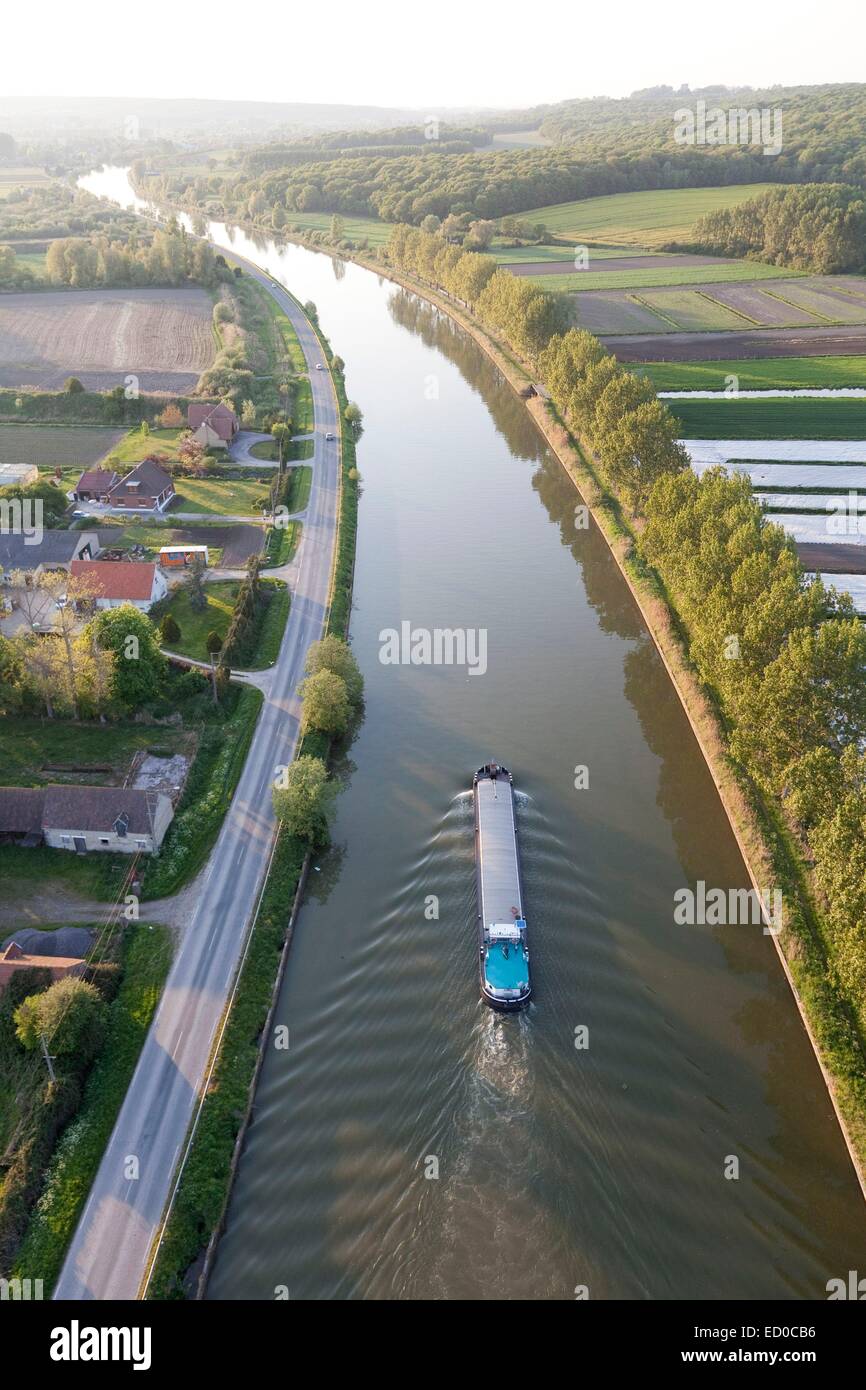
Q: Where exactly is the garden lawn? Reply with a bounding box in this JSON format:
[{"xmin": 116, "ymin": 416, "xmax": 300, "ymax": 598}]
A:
[
  {"xmin": 171, "ymin": 476, "xmax": 270, "ymax": 516},
  {"xmin": 163, "ymin": 580, "xmax": 239, "ymax": 661},
  {"xmin": 101, "ymin": 426, "xmax": 184, "ymax": 469}
]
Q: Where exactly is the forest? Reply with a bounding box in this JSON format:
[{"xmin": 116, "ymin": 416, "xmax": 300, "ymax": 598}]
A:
[
  {"xmin": 689, "ymin": 182, "xmax": 866, "ymax": 272},
  {"xmin": 136, "ymin": 83, "xmax": 866, "ymax": 228}
]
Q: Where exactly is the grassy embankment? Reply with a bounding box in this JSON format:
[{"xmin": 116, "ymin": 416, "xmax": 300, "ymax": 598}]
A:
[
  {"xmin": 146, "ymin": 304, "xmax": 359, "ymax": 1300},
  {"xmin": 5, "ymin": 924, "xmax": 172, "ymax": 1289},
  {"xmin": 250, "ymin": 437, "xmax": 314, "ymax": 462}
]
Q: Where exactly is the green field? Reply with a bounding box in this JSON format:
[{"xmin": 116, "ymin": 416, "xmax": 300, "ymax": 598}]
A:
[
  {"xmin": 163, "ymin": 576, "xmax": 289, "ymax": 668},
  {"xmin": 638, "ymin": 356, "xmax": 866, "ymax": 391},
  {"xmin": 537, "ymin": 261, "xmax": 800, "ymax": 293},
  {"xmin": 670, "ymin": 397, "xmax": 866, "ymax": 439},
  {"xmin": 522, "ymin": 184, "xmax": 778, "ymax": 249},
  {"xmin": 10, "ymin": 250, "xmax": 46, "ymax": 278},
  {"xmin": 284, "ymin": 212, "xmax": 394, "ymax": 246},
  {"xmin": 171, "ymin": 475, "xmax": 272, "ymax": 516},
  {"xmin": 0, "ymin": 424, "xmax": 124, "ymax": 468}
]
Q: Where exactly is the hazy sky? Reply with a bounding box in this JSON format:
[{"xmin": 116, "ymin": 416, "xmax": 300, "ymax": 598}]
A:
[{"xmin": 9, "ymin": 0, "xmax": 866, "ymax": 109}]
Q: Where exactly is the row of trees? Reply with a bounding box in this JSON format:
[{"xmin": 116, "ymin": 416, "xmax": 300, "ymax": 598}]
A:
[
  {"xmin": 538, "ymin": 328, "xmax": 689, "ymax": 508},
  {"xmin": 689, "ymin": 183, "xmax": 866, "ymax": 273},
  {"xmin": 385, "ymin": 225, "xmax": 569, "ymax": 359},
  {"xmin": 642, "ymin": 468, "xmax": 866, "ymax": 996},
  {"xmin": 271, "ymin": 637, "xmax": 364, "ymax": 842},
  {"xmin": 44, "ymin": 227, "xmax": 225, "ymax": 289}
]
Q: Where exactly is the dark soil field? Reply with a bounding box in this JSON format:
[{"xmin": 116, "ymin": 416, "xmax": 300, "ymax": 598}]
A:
[
  {"xmin": 169, "ymin": 523, "xmax": 263, "ymax": 567},
  {"xmin": 608, "ymin": 324, "xmax": 866, "ymax": 362},
  {"xmin": 796, "ymin": 542, "xmax": 866, "ymax": 574}
]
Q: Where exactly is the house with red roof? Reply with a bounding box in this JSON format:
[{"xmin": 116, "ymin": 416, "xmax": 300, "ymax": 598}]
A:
[
  {"xmin": 70, "ymin": 559, "xmax": 168, "ymax": 612},
  {"xmin": 188, "ymin": 402, "xmax": 239, "ymax": 450}
]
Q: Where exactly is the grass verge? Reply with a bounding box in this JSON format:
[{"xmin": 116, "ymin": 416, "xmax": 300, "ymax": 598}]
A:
[{"xmin": 140, "ymin": 685, "xmax": 263, "ymax": 900}]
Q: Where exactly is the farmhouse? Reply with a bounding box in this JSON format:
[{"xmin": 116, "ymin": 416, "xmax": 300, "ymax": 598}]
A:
[
  {"xmin": 0, "ymin": 529, "xmax": 100, "ymax": 580},
  {"xmin": 188, "ymin": 402, "xmax": 239, "ymax": 450},
  {"xmin": 106, "ymin": 457, "xmax": 175, "ymax": 512},
  {"xmin": 74, "ymin": 468, "xmax": 120, "ymax": 504},
  {"xmin": 0, "ymin": 942, "xmax": 86, "ymax": 996},
  {"xmin": 70, "ymin": 559, "xmax": 168, "ymax": 611},
  {"xmin": 0, "ymin": 784, "xmax": 173, "ymax": 854}
]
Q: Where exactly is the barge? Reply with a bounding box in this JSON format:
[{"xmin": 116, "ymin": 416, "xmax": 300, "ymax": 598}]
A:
[{"xmin": 473, "ymin": 762, "xmax": 531, "ymax": 1011}]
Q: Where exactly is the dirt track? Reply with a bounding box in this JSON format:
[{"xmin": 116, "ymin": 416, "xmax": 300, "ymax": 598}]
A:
[{"xmin": 607, "ymin": 324, "xmax": 866, "ymax": 363}]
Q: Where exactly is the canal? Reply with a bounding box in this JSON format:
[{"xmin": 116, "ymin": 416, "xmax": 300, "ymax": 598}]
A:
[{"xmin": 81, "ymin": 167, "xmax": 866, "ymax": 1299}]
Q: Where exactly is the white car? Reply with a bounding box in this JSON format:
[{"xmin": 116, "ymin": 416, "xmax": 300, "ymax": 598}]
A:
[
  {"xmin": 315, "ymin": 363, "xmax": 324, "ymax": 371},
  {"xmin": 325, "ymin": 432, "xmax": 336, "ymax": 441}
]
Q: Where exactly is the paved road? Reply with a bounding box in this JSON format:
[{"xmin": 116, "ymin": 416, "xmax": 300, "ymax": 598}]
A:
[{"xmin": 54, "ymin": 263, "xmax": 341, "ymax": 1301}]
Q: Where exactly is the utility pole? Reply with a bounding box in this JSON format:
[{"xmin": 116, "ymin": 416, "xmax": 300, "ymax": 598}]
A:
[{"xmin": 40, "ymin": 1033, "xmax": 56, "ymax": 1084}]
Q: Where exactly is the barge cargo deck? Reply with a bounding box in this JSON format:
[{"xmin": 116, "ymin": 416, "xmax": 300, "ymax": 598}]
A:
[{"xmin": 473, "ymin": 762, "xmax": 531, "ymax": 1010}]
